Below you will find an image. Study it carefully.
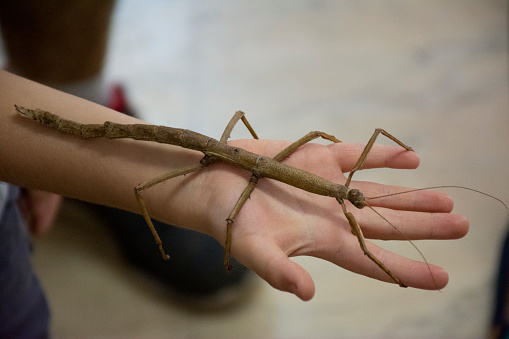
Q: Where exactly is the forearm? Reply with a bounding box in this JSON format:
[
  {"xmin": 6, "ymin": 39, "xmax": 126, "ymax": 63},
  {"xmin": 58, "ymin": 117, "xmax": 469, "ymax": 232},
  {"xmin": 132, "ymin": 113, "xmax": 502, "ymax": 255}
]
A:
[{"xmin": 0, "ymin": 70, "xmax": 205, "ymax": 229}]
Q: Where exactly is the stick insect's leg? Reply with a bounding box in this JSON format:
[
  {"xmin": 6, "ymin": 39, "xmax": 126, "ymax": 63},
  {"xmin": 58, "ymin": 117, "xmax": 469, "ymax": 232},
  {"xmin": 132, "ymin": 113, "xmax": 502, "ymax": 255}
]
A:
[
  {"xmin": 273, "ymin": 131, "xmax": 341, "ymax": 162},
  {"xmin": 134, "ymin": 163, "xmax": 205, "ymax": 260},
  {"xmin": 138, "ymin": 109, "xmax": 257, "ymax": 263},
  {"xmin": 220, "ymin": 110, "xmax": 259, "ymax": 143},
  {"xmin": 340, "ymin": 129, "xmax": 412, "ymax": 286},
  {"xmin": 338, "ymin": 198, "xmax": 407, "ymax": 287},
  {"xmin": 345, "ymin": 128, "xmax": 413, "ymax": 187},
  {"xmin": 219, "ymin": 111, "xmax": 259, "ymax": 270},
  {"xmin": 224, "ymin": 176, "xmax": 258, "ymax": 270},
  {"xmin": 223, "ymin": 128, "xmax": 342, "ymax": 270},
  {"xmin": 135, "ymin": 110, "xmax": 257, "ymax": 261}
]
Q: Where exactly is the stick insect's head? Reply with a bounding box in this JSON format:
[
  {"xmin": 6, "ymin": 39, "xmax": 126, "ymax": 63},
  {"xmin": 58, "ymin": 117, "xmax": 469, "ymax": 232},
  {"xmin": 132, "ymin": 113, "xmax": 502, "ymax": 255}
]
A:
[{"xmin": 347, "ymin": 189, "xmax": 366, "ymax": 209}]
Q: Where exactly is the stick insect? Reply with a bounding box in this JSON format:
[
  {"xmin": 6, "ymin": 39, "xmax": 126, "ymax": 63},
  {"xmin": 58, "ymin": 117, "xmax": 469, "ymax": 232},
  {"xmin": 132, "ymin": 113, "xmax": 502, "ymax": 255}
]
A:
[{"xmin": 15, "ymin": 105, "xmax": 506, "ymax": 288}]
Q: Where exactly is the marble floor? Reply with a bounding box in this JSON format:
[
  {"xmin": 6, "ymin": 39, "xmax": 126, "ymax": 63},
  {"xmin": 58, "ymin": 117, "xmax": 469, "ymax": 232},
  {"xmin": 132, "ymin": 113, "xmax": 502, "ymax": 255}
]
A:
[{"xmin": 3, "ymin": 0, "xmax": 509, "ymax": 337}]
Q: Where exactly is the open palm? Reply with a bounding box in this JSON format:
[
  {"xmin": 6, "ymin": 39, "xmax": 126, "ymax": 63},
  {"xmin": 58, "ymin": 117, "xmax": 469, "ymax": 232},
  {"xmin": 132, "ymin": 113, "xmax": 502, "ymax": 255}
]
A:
[{"xmin": 196, "ymin": 139, "xmax": 468, "ymax": 301}]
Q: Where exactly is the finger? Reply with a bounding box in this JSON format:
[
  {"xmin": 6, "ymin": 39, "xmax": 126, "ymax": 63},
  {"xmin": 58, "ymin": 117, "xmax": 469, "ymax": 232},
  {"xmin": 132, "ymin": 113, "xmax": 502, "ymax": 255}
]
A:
[
  {"xmin": 354, "ymin": 207, "xmax": 469, "ymax": 240},
  {"xmin": 233, "ymin": 237, "xmax": 316, "ymax": 301},
  {"xmin": 350, "ymin": 181, "xmax": 454, "ymax": 213},
  {"xmin": 330, "ymin": 143, "xmax": 420, "ymax": 173},
  {"xmin": 361, "ymin": 243, "xmax": 449, "ymax": 290},
  {"xmin": 31, "ymin": 192, "xmax": 62, "ymax": 236},
  {"xmin": 316, "ymin": 233, "xmax": 448, "ymax": 290}
]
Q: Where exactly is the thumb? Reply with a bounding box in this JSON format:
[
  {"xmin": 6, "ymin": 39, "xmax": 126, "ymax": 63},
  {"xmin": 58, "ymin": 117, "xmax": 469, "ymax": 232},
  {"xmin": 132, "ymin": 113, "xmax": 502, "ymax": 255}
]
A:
[{"xmin": 236, "ymin": 239, "xmax": 315, "ymax": 301}]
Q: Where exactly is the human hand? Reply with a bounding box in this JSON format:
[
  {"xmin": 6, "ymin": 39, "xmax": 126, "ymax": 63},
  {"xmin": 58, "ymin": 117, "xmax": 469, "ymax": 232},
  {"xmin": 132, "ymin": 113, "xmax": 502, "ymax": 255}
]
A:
[
  {"xmin": 181, "ymin": 139, "xmax": 468, "ymax": 301},
  {"xmin": 0, "ymin": 72, "xmax": 468, "ymax": 300},
  {"xmin": 18, "ymin": 189, "xmax": 62, "ymax": 236}
]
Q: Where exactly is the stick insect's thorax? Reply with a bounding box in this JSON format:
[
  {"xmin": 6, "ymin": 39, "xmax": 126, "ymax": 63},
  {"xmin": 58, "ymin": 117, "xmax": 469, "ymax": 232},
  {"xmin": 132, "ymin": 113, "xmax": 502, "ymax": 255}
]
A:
[{"xmin": 202, "ymin": 138, "xmax": 351, "ymax": 200}]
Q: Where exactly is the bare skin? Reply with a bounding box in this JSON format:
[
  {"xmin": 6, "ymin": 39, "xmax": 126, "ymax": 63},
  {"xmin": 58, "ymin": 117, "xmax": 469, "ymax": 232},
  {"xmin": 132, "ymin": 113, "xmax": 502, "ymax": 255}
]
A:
[{"xmin": 0, "ymin": 70, "xmax": 469, "ymax": 300}]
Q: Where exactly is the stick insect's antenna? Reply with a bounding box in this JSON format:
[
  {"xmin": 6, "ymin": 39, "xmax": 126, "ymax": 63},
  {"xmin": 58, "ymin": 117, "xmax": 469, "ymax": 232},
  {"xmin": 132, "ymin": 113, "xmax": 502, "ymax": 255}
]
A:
[
  {"xmin": 367, "ymin": 186, "xmax": 508, "ymax": 210},
  {"xmin": 364, "ymin": 185, "xmax": 507, "ymax": 291},
  {"xmin": 364, "ymin": 203, "xmax": 441, "ymax": 291}
]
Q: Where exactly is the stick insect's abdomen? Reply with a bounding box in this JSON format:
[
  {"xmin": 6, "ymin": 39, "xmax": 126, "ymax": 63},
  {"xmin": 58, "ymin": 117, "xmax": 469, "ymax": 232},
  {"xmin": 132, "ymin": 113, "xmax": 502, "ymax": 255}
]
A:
[{"xmin": 16, "ymin": 106, "xmax": 214, "ymax": 150}]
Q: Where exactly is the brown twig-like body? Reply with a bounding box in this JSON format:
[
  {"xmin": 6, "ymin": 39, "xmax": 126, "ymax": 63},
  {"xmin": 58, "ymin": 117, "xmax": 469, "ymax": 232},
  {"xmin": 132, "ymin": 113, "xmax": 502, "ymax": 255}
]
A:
[{"xmin": 15, "ymin": 105, "xmax": 413, "ymax": 287}]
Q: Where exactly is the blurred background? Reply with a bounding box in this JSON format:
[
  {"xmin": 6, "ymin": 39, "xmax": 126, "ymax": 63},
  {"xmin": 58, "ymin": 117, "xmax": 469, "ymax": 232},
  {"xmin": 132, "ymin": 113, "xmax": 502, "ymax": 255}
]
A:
[{"xmin": 1, "ymin": 0, "xmax": 508, "ymax": 337}]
